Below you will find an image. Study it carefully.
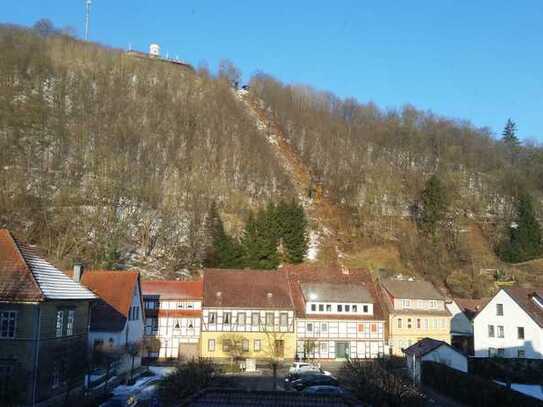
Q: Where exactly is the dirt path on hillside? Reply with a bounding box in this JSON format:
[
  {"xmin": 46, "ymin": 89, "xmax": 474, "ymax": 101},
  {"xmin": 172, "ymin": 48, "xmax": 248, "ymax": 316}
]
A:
[{"xmin": 236, "ymin": 89, "xmax": 350, "ymax": 269}]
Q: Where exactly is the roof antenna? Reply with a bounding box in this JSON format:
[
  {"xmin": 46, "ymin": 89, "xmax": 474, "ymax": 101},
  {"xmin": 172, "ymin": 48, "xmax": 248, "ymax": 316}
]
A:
[{"xmin": 85, "ymin": 0, "xmax": 92, "ymax": 41}]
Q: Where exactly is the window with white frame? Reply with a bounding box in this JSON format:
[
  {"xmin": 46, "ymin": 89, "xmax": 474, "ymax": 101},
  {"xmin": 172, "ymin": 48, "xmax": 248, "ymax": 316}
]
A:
[
  {"xmin": 397, "ymin": 318, "xmax": 402, "ymax": 329},
  {"xmin": 321, "ymin": 323, "xmax": 327, "ymax": 332},
  {"xmin": 496, "ymin": 303, "xmax": 503, "ymax": 316},
  {"xmin": 66, "ymin": 310, "xmax": 75, "ymax": 336},
  {"xmin": 208, "ymin": 339, "xmax": 215, "ymax": 352},
  {"xmin": 320, "ymin": 342, "xmax": 328, "ymax": 354},
  {"xmin": 307, "ymin": 323, "xmax": 313, "ymax": 332},
  {"xmin": 265, "ymin": 312, "xmax": 274, "ymax": 326},
  {"xmin": 280, "ymin": 313, "xmax": 288, "ymax": 327},
  {"xmin": 208, "ymin": 312, "xmax": 217, "ymax": 324},
  {"xmin": 254, "ymin": 339, "xmax": 261, "ymax": 352},
  {"xmin": 0, "ymin": 311, "xmax": 17, "ymax": 338},
  {"xmin": 251, "ymin": 312, "xmax": 260, "ymax": 326},
  {"xmin": 223, "ymin": 312, "xmax": 231, "ymax": 325},
  {"xmin": 237, "ymin": 313, "xmax": 246, "ymax": 326},
  {"xmin": 488, "ymin": 325, "xmax": 495, "ymax": 337},
  {"xmin": 56, "ymin": 310, "xmax": 64, "ymax": 337},
  {"xmin": 242, "ymin": 339, "xmax": 249, "ymax": 352},
  {"xmin": 497, "ymin": 325, "xmax": 504, "ymax": 338}
]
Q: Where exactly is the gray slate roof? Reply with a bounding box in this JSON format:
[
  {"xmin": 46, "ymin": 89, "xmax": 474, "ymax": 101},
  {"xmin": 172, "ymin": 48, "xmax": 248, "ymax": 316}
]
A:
[
  {"xmin": 381, "ymin": 278, "xmax": 444, "ymax": 300},
  {"xmin": 18, "ymin": 241, "xmax": 97, "ymax": 300},
  {"xmin": 301, "ymin": 282, "xmax": 373, "ymax": 303}
]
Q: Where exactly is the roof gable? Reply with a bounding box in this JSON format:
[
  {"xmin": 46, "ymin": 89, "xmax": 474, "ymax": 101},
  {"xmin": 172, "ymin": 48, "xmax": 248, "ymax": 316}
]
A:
[
  {"xmin": 203, "ymin": 269, "xmax": 294, "ymax": 309},
  {"xmin": 504, "ymin": 288, "xmax": 543, "ymax": 328},
  {"xmin": 81, "ymin": 271, "xmax": 139, "ymax": 317},
  {"xmin": 381, "ymin": 278, "xmax": 445, "ymax": 301},
  {"xmin": 142, "ymin": 279, "xmax": 203, "ymax": 300},
  {"xmin": 0, "ymin": 229, "xmax": 95, "ymax": 302},
  {"xmin": 300, "ymin": 282, "xmax": 373, "ymax": 303},
  {"xmin": 285, "ymin": 265, "xmax": 385, "ymax": 320}
]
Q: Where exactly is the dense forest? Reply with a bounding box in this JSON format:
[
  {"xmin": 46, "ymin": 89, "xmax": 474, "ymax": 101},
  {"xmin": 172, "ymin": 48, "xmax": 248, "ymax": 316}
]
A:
[{"xmin": 1, "ymin": 22, "xmax": 542, "ymax": 295}]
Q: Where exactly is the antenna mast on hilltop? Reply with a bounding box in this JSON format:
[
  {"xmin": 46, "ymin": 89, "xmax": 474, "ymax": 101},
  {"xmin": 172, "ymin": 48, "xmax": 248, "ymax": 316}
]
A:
[{"xmin": 85, "ymin": 0, "xmax": 92, "ymax": 40}]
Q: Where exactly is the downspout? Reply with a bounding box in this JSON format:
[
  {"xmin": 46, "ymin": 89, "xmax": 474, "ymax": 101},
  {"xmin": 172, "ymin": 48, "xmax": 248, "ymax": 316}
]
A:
[{"xmin": 32, "ymin": 304, "xmax": 42, "ymax": 407}]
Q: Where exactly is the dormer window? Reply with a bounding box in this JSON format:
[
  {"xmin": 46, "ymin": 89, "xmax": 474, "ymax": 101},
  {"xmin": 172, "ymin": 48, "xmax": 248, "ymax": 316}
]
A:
[
  {"xmin": 311, "ymin": 304, "xmax": 316, "ymax": 312},
  {"xmin": 318, "ymin": 304, "xmax": 324, "ymax": 312}
]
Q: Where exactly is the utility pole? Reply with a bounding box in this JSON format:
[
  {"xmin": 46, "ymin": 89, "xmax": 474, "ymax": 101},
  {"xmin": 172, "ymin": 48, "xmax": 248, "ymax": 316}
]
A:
[{"xmin": 85, "ymin": 0, "xmax": 92, "ymax": 41}]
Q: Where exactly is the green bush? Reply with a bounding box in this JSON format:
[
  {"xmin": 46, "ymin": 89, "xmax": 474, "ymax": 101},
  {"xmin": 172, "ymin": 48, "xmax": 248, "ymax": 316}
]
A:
[
  {"xmin": 159, "ymin": 358, "xmax": 216, "ymax": 405},
  {"xmin": 470, "ymin": 357, "xmax": 543, "ymax": 384}
]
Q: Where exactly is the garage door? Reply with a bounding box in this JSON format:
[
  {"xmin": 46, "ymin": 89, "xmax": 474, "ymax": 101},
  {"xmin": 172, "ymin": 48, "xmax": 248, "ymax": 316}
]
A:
[{"xmin": 178, "ymin": 343, "xmax": 199, "ymax": 360}]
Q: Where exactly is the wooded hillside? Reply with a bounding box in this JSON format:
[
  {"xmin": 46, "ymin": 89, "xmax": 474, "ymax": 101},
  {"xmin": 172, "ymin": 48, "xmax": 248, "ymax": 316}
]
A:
[
  {"xmin": 1, "ymin": 23, "xmax": 542, "ymax": 295},
  {"xmin": 0, "ymin": 25, "xmax": 295, "ymax": 276}
]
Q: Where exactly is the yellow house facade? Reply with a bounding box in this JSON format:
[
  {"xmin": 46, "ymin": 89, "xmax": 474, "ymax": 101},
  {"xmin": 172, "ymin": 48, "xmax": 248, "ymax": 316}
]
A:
[
  {"xmin": 201, "ymin": 269, "xmax": 297, "ymax": 362},
  {"xmin": 380, "ymin": 277, "xmax": 451, "ymax": 355}
]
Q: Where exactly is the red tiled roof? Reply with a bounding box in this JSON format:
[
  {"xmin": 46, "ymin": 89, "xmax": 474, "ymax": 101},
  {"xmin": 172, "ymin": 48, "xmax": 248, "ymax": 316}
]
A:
[
  {"xmin": 142, "ymin": 279, "xmax": 203, "ymax": 300},
  {"xmin": 203, "ymin": 269, "xmax": 294, "ymax": 309},
  {"xmin": 504, "ymin": 287, "xmax": 543, "ymax": 328},
  {"xmin": 454, "ymin": 297, "xmax": 489, "ymax": 320},
  {"xmin": 81, "ymin": 271, "xmax": 139, "ymax": 317},
  {"xmin": 0, "ymin": 229, "xmax": 43, "ymax": 302},
  {"xmin": 284, "ymin": 265, "xmax": 385, "ymax": 321},
  {"xmin": 0, "ymin": 229, "xmax": 95, "ymax": 302}
]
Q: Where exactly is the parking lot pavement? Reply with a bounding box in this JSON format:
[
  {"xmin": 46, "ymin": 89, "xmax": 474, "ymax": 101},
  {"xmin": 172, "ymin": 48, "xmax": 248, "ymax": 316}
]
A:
[{"xmin": 214, "ymin": 374, "xmax": 286, "ymax": 391}]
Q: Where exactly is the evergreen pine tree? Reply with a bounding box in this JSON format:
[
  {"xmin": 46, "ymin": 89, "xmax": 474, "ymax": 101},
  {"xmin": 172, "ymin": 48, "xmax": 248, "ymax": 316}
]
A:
[
  {"xmin": 418, "ymin": 174, "xmax": 449, "ymax": 238},
  {"xmin": 241, "ymin": 209, "xmax": 279, "ymax": 269},
  {"xmin": 281, "ymin": 200, "xmax": 308, "ymax": 263},
  {"xmin": 502, "ymin": 119, "xmax": 520, "ymax": 165},
  {"xmin": 502, "ymin": 118, "xmax": 519, "ymax": 146},
  {"xmin": 499, "ymin": 193, "xmax": 543, "ymax": 262},
  {"xmin": 204, "ymin": 202, "xmax": 243, "ymax": 268}
]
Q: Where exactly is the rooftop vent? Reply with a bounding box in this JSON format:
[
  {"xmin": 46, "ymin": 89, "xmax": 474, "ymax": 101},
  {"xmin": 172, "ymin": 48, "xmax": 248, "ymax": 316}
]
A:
[{"xmin": 216, "ymin": 291, "xmax": 222, "ymax": 298}]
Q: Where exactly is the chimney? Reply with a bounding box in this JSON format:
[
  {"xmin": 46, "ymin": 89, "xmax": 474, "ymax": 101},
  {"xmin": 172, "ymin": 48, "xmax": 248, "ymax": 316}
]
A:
[
  {"xmin": 73, "ymin": 263, "xmax": 84, "ymax": 283},
  {"xmin": 267, "ymin": 292, "xmax": 273, "ymax": 299},
  {"xmin": 341, "ymin": 265, "xmax": 350, "ymax": 275}
]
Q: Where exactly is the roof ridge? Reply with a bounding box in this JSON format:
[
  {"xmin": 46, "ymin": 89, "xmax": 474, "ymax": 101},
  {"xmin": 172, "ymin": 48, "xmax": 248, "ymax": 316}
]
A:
[{"xmin": 6, "ymin": 231, "xmax": 45, "ymax": 300}]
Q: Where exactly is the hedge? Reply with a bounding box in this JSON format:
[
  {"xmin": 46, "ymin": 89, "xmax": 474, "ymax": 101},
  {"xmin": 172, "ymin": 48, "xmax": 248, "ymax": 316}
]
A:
[
  {"xmin": 421, "ymin": 361, "xmax": 543, "ymax": 407},
  {"xmin": 469, "ymin": 357, "xmax": 543, "ymax": 384}
]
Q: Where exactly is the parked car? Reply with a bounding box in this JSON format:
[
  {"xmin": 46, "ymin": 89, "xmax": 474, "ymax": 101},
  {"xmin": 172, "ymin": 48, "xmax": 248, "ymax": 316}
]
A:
[
  {"xmin": 285, "ymin": 369, "xmax": 332, "ymax": 384},
  {"xmin": 290, "ymin": 374, "xmax": 339, "ymax": 391},
  {"xmin": 289, "ymin": 362, "xmax": 320, "ymax": 374},
  {"xmin": 302, "ymin": 385, "xmax": 350, "ymax": 396}
]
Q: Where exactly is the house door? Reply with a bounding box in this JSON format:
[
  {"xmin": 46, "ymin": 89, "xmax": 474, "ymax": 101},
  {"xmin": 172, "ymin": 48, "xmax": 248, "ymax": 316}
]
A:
[
  {"xmin": 274, "ymin": 340, "xmax": 285, "ymax": 357},
  {"xmin": 335, "ymin": 342, "xmax": 350, "ymax": 359}
]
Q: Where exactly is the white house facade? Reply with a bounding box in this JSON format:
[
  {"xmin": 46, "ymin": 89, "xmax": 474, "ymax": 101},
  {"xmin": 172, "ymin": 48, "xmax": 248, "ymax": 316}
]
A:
[
  {"xmin": 142, "ymin": 280, "xmax": 203, "ymax": 360},
  {"xmin": 287, "ymin": 269, "xmax": 387, "ymax": 360},
  {"xmin": 79, "ymin": 271, "xmax": 145, "ymax": 375},
  {"xmin": 404, "ymin": 338, "xmax": 468, "ymax": 384},
  {"xmin": 474, "ymin": 288, "xmax": 543, "ymax": 359}
]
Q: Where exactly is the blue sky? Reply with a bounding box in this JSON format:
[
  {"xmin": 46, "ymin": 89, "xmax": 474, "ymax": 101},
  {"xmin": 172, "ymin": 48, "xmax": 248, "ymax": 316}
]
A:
[{"xmin": 3, "ymin": 1, "xmax": 543, "ymax": 141}]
